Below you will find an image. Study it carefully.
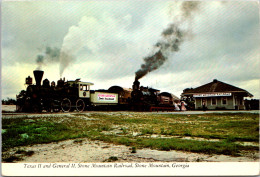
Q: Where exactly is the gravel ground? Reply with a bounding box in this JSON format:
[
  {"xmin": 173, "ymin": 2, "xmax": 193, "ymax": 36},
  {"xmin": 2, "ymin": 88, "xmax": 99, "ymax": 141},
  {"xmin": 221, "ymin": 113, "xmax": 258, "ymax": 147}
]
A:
[{"xmin": 2, "ymin": 137, "xmax": 259, "ymax": 163}]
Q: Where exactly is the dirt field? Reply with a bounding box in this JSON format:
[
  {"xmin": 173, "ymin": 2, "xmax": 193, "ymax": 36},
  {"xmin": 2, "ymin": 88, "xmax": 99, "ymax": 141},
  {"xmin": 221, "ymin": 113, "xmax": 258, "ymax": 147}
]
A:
[
  {"xmin": 3, "ymin": 137, "xmax": 258, "ymax": 163},
  {"xmin": 1, "ymin": 105, "xmax": 16, "ymax": 112},
  {"xmin": 2, "ymin": 105, "xmax": 259, "ymax": 163}
]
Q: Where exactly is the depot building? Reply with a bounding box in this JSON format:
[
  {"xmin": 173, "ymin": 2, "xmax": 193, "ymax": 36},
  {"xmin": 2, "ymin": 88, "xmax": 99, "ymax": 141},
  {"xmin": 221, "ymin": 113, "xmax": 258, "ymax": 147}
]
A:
[{"xmin": 181, "ymin": 79, "xmax": 253, "ymax": 110}]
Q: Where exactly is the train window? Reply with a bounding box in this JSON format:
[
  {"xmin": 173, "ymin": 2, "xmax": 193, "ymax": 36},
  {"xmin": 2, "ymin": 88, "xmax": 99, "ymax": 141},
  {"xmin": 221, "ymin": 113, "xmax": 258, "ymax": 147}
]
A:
[
  {"xmin": 84, "ymin": 85, "xmax": 89, "ymax": 91},
  {"xmin": 79, "ymin": 84, "xmax": 89, "ymax": 91}
]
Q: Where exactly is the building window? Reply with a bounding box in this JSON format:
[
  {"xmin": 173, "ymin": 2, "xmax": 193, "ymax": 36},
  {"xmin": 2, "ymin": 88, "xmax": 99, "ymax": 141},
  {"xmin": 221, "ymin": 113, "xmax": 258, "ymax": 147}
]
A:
[
  {"xmin": 211, "ymin": 98, "xmax": 217, "ymax": 105},
  {"xmin": 222, "ymin": 97, "xmax": 227, "ymax": 105},
  {"xmin": 201, "ymin": 99, "xmax": 207, "ymax": 106}
]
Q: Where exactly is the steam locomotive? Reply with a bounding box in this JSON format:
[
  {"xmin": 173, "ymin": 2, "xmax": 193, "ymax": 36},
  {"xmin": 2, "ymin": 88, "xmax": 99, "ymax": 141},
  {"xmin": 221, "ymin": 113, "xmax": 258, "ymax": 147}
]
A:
[
  {"xmin": 109, "ymin": 79, "xmax": 179, "ymax": 111},
  {"xmin": 16, "ymin": 70, "xmax": 118, "ymax": 112},
  {"xmin": 16, "ymin": 70, "xmax": 179, "ymax": 112}
]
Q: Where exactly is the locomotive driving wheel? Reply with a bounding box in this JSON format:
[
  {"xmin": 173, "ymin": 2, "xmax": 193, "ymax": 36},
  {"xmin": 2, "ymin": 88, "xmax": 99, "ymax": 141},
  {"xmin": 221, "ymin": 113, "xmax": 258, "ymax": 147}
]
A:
[
  {"xmin": 76, "ymin": 99, "xmax": 85, "ymax": 112},
  {"xmin": 61, "ymin": 98, "xmax": 71, "ymax": 112}
]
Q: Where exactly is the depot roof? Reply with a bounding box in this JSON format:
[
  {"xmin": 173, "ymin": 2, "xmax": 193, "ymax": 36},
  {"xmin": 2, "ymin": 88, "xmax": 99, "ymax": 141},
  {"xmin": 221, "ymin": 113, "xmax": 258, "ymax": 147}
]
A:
[{"xmin": 182, "ymin": 79, "xmax": 253, "ymax": 97}]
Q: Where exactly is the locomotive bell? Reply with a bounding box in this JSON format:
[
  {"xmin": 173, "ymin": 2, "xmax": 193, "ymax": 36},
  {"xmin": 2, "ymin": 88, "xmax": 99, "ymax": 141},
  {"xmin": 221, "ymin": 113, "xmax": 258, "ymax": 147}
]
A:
[{"xmin": 33, "ymin": 70, "xmax": 44, "ymax": 86}]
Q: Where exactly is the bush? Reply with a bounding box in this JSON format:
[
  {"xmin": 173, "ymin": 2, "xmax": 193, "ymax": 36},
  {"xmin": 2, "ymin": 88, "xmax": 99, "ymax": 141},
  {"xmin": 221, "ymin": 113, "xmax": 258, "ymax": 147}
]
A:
[
  {"xmin": 107, "ymin": 156, "xmax": 118, "ymax": 162},
  {"xmin": 131, "ymin": 146, "xmax": 137, "ymax": 153}
]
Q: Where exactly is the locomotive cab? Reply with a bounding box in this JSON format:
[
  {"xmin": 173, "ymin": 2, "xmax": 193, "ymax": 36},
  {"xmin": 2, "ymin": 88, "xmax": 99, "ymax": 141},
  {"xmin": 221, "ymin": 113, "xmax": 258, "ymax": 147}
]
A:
[
  {"xmin": 66, "ymin": 80, "xmax": 94, "ymax": 98},
  {"xmin": 79, "ymin": 82, "xmax": 93, "ymax": 98}
]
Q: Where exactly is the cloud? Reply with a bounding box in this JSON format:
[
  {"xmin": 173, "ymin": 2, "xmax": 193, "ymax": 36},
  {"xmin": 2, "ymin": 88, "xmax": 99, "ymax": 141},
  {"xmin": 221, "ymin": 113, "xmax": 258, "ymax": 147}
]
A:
[
  {"xmin": 2, "ymin": 64, "xmax": 35, "ymax": 98},
  {"xmin": 59, "ymin": 13, "xmax": 134, "ymax": 76},
  {"xmin": 1, "ymin": 1, "xmax": 259, "ymax": 99}
]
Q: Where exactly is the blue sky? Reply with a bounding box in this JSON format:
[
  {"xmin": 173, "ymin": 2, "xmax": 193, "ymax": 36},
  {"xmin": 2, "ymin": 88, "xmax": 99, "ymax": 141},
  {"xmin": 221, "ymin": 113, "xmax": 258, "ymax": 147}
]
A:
[{"xmin": 1, "ymin": 1, "xmax": 259, "ymax": 99}]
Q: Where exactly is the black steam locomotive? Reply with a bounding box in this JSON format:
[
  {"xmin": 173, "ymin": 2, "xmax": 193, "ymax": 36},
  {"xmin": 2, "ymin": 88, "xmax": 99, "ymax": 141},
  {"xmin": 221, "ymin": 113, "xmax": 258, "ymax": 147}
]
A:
[
  {"xmin": 16, "ymin": 70, "xmax": 179, "ymax": 112},
  {"xmin": 110, "ymin": 79, "xmax": 179, "ymax": 111},
  {"xmin": 130, "ymin": 79, "xmax": 159, "ymax": 110},
  {"xmin": 16, "ymin": 70, "xmax": 118, "ymax": 112}
]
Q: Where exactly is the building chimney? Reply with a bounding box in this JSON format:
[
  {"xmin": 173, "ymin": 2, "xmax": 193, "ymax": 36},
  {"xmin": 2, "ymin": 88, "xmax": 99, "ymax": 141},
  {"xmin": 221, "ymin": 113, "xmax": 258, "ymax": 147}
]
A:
[{"xmin": 33, "ymin": 70, "xmax": 44, "ymax": 86}]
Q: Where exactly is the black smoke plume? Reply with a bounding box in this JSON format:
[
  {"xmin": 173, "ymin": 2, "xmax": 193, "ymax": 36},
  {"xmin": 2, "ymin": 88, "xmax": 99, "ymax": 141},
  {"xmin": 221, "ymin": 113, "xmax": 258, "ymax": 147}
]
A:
[
  {"xmin": 36, "ymin": 46, "xmax": 60, "ymax": 70},
  {"xmin": 135, "ymin": 1, "xmax": 200, "ymax": 80}
]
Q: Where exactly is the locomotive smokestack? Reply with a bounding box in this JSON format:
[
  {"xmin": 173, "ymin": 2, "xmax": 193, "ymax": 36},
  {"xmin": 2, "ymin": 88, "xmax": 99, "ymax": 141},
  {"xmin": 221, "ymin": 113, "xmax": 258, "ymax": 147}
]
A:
[
  {"xmin": 132, "ymin": 79, "xmax": 140, "ymax": 90},
  {"xmin": 33, "ymin": 70, "xmax": 44, "ymax": 86}
]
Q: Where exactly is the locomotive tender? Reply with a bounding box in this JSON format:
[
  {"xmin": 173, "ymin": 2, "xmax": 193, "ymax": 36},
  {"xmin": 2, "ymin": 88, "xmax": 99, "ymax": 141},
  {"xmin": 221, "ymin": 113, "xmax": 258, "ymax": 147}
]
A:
[{"xmin": 16, "ymin": 70, "xmax": 179, "ymax": 112}]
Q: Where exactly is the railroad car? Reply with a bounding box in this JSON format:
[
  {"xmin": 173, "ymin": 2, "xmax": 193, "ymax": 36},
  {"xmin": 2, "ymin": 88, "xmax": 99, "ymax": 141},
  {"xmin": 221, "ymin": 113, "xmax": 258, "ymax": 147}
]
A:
[{"xmin": 108, "ymin": 86, "xmax": 132, "ymax": 110}]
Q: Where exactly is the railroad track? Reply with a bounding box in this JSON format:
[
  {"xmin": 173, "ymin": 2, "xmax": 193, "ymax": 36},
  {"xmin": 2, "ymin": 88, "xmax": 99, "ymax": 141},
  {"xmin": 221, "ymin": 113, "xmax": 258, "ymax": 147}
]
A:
[{"xmin": 1, "ymin": 111, "xmax": 76, "ymax": 116}]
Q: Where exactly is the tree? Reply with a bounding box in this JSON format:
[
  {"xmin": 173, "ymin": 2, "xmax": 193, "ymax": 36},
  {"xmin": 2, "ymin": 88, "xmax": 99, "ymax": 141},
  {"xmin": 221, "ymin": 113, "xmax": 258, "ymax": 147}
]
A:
[{"xmin": 2, "ymin": 97, "xmax": 17, "ymax": 105}]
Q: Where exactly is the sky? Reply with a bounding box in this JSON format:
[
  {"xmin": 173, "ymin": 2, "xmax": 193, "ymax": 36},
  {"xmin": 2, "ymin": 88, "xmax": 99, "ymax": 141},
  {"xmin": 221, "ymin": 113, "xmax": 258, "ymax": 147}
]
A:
[{"xmin": 1, "ymin": 0, "xmax": 259, "ymax": 100}]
